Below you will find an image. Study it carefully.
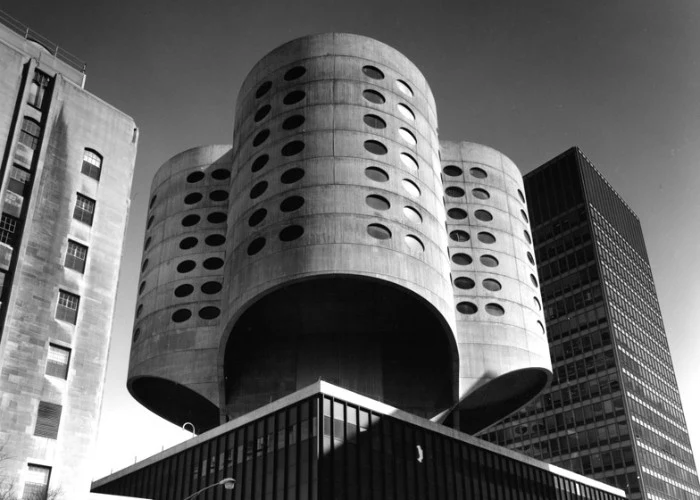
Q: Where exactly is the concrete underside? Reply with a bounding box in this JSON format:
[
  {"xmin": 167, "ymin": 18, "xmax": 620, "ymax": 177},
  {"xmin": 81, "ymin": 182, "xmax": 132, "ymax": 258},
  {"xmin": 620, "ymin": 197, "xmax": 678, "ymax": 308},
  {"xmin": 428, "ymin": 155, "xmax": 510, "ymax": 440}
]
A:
[
  {"xmin": 223, "ymin": 276, "xmax": 455, "ymax": 420},
  {"xmin": 453, "ymin": 367, "xmax": 550, "ymax": 433}
]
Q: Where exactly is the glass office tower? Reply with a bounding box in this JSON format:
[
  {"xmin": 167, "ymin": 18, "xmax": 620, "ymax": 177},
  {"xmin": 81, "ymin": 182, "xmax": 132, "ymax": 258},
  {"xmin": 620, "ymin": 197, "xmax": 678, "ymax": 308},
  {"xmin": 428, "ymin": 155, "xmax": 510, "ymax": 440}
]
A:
[{"xmin": 479, "ymin": 147, "xmax": 700, "ymax": 500}]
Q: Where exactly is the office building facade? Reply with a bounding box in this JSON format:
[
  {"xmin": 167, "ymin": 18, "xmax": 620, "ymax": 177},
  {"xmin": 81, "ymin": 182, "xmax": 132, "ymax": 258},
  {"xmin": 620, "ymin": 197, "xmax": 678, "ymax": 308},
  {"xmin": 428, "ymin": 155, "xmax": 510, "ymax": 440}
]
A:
[
  {"xmin": 479, "ymin": 148, "xmax": 700, "ymax": 500},
  {"xmin": 0, "ymin": 12, "xmax": 137, "ymax": 500},
  {"xmin": 128, "ymin": 33, "xmax": 551, "ymax": 436}
]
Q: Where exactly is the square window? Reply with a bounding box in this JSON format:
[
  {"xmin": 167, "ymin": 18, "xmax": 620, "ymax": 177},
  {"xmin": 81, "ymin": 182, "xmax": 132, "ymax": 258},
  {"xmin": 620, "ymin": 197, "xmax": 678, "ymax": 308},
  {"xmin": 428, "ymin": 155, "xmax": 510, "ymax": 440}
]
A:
[
  {"xmin": 65, "ymin": 240, "xmax": 88, "ymax": 273},
  {"xmin": 81, "ymin": 149, "xmax": 102, "ymax": 181},
  {"xmin": 73, "ymin": 194, "xmax": 95, "ymax": 226},
  {"xmin": 34, "ymin": 401, "xmax": 62, "ymax": 439},
  {"xmin": 23, "ymin": 464, "xmax": 51, "ymax": 500},
  {"xmin": 56, "ymin": 290, "xmax": 79, "ymax": 325},
  {"xmin": 46, "ymin": 344, "xmax": 70, "ymax": 379},
  {"xmin": 0, "ymin": 213, "xmax": 19, "ymax": 246}
]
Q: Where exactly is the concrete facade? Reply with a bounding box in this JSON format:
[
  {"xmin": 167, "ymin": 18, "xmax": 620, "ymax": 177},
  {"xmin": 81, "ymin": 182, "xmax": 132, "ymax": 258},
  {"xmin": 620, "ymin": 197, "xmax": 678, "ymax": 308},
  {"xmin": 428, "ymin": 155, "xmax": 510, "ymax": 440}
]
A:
[
  {"xmin": 0, "ymin": 18, "xmax": 137, "ymax": 500},
  {"xmin": 129, "ymin": 33, "xmax": 551, "ymax": 436}
]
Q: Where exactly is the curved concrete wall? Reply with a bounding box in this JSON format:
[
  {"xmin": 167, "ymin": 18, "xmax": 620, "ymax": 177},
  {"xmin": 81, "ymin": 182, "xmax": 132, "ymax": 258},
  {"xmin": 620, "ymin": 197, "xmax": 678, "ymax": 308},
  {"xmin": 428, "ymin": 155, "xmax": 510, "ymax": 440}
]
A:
[
  {"xmin": 128, "ymin": 145, "xmax": 232, "ymax": 431},
  {"xmin": 128, "ymin": 34, "xmax": 551, "ymax": 434},
  {"xmin": 440, "ymin": 141, "xmax": 551, "ymax": 432},
  {"xmin": 220, "ymin": 33, "xmax": 456, "ymax": 420}
]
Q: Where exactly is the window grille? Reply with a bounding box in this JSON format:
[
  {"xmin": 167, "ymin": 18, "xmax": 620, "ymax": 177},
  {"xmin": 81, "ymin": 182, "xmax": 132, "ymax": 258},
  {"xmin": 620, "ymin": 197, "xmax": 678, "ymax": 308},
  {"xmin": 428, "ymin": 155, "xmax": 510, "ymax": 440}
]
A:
[
  {"xmin": 46, "ymin": 344, "xmax": 70, "ymax": 379},
  {"xmin": 23, "ymin": 464, "xmax": 51, "ymax": 500},
  {"xmin": 81, "ymin": 149, "xmax": 102, "ymax": 181},
  {"xmin": 65, "ymin": 240, "xmax": 88, "ymax": 273},
  {"xmin": 18, "ymin": 117, "xmax": 41, "ymax": 150},
  {"xmin": 34, "ymin": 401, "xmax": 62, "ymax": 439},
  {"xmin": 73, "ymin": 193, "xmax": 95, "ymax": 225},
  {"xmin": 56, "ymin": 290, "xmax": 79, "ymax": 324},
  {"xmin": 0, "ymin": 213, "xmax": 19, "ymax": 246}
]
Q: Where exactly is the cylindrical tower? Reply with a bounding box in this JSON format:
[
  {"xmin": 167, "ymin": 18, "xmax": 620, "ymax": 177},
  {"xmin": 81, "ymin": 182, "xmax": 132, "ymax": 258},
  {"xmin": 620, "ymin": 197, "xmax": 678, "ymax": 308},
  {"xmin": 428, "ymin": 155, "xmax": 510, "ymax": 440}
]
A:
[
  {"xmin": 128, "ymin": 145, "xmax": 232, "ymax": 431},
  {"xmin": 127, "ymin": 35, "xmax": 552, "ymax": 435},
  {"xmin": 220, "ymin": 33, "xmax": 457, "ymax": 420},
  {"xmin": 440, "ymin": 141, "xmax": 551, "ymax": 433}
]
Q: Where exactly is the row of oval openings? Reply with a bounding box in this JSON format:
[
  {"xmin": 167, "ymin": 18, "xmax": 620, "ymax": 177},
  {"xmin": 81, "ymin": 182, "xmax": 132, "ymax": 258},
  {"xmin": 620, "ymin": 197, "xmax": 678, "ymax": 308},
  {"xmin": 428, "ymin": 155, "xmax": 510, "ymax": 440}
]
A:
[
  {"xmin": 365, "ymin": 195, "xmax": 422, "ymax": 223},
  {"xmin": 442, "ymin": 164, "xmax": 526, "ymax": 204},
  {"xmin": 448, "ymin": 213, "xmax": 533, "ymax": 246},
  {"xmin": 176, "ymin": 248, "xmax": 227, "ymax": 272},
  {"xmin": 455, "ymin": 302, "xmax": 505, "ymax": 317},
  {"xmin": 449, "ymin": 235, "xmax": 535, "ymax": 264},
  {"xmin": 366, "ymin": 224, "xmax": 424, "ymax": 251},
  {"xmin": 254, "ymin": 63, "xmax": 414, "ymax": 99},
  {"xmin": 247, "ymin": 224, "xmax": 305, "ymax": 255},
  {"xmin": 185, "ymin": 169, "xmax": 231, "ymax": 183},
  {"xmin": 247, "ymin": 223, "xmax": 425, "ymax": 255},
  {"xmin": 447, "ymin": 208, "xmax": 493, "ymax": 222},
  {"xmin": 147, "ymin": 196, "xmax": 228, "ymax": 230},
  {"xmin": 245, "ymin": 186, "xmax": 424, "ymax": 229},
  {"xmin": 253, "ymin": 85, "xmax": 421, "ymax": 146},
  {"xmin": 138, "ymin": 258, "xmax": 224, "ymax": 295},
  {"xmin": 254, "ymin": 65, "xmax": 307, "ymax": 99},
  {"xmin": 363, "ymin": 114, "xmax": 417, "ymax": 146},
  {"xmin": 172, "ymin": 306, "xmax": 221, "ymax": 323},
  {"xmin": 174, "ymin": 281, "xmax": 222, "ymax": 297},
  {"xmin": 251, "ymin": 161, "xmax": 422, "ymax": 198},
  {"xmin": 365, "ymin": 167, "xmax": 422, "ymax": 197},
  {"xmin": 453, "ymin": 277, "xmax": 503, "ymax": 292},
  {"xmin": 147, "ymin": 170, "xmax": 231, "ymax": 210},
  {"xmin": 181, "ymin": 212, "xmax": 227, "ymax": 228},
  {"xmin": 183, "ymin": 190, "xmax": 230, "ymax": 205},
  {"xmin": 448, "ymin": 208, "xmax": 529, "ymax": 226},
  {"xmin": 252, "ymin": 107, "xmax": 416, "ymax": 139}
]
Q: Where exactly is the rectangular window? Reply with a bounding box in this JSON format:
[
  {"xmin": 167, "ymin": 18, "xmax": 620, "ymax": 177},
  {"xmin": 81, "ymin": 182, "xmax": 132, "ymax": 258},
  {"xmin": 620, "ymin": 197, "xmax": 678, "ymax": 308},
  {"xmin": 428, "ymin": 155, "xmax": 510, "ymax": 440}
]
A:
[
  {"xmin": 46, "ymin": 344, "xmax": 70, "ymax": 379},
  {"xmin": 34, "ymin": 401, "xmax": 62, "ymax": 439},
  {"xmin": 7, "ymin": 165, "xmax": 32, "ymax": 196},
  {"xmin": 18, "ymin": 117, "xmax": 41, "ymax": 150},
  {"xmin": 27, "ymin": 70, "xmax": 51, "ymax": 109},
  {"xmin": 65, "ymin": 240, "xmax": 88, "ymax": 273},
  {"xmin": 0, "ymin": 213, "xmax": 19, "ymax": 246},
  {"xmin": 81, "ymin": 149, "xmax": 102, "ymax": 181},
  {"xmin": 73, "ymin": 194, "xmax": 95, "ymax": 225},
  {"xmin": 56, "ymin": 290, "xmax": 79, "ymax": 324},
  {"xmin": 23, "ymin": 464, "xmax": 51, "ymax": 500}
]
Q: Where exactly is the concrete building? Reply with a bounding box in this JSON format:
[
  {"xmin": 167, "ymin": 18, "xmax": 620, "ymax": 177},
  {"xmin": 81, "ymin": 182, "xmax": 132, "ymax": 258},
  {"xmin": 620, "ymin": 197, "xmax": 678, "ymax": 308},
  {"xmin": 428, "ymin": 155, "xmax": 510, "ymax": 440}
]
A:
[
  {"xmin": 0, "ymin": 11, "xmax": 137, "ymax": 500},
  {"xmin": 128, "ymin": 33, "xmax": 551, "ymax": 440},
  {"xmin": 479, "ymin": 148, "xmax": 700, "ymax": 500}
]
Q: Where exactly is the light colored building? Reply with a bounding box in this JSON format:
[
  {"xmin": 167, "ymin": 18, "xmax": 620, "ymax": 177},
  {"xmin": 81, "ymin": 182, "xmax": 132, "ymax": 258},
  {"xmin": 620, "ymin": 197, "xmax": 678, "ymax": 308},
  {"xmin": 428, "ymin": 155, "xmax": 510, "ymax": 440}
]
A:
[
  {"xmin": 128, "ymin": 33, "xmax": 551, "ymax": 440},
  {"xmin": 0, "ymin": 11, "xmax": 137, "ymax": 500}
]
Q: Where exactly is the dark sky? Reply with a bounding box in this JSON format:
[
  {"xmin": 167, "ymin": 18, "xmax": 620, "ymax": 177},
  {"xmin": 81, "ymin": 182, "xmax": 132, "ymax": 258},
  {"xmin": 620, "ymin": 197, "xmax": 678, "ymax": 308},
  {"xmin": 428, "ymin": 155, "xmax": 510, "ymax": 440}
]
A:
[{"xmin": 4, "ymin": 0, "xmax": 699, "ymax": 482}]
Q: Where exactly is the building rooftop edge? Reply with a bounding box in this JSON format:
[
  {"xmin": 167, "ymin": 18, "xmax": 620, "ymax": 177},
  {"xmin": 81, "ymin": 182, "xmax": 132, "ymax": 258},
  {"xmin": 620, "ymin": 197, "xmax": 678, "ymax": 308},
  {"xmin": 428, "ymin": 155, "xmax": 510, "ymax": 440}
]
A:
[
  {"xmin": 92, "ymin": 381, "xmax": 626, "ymax": 497},
  {"xmin": 0, "ymin": 9, "xmax": 86, "ymax": 74}
]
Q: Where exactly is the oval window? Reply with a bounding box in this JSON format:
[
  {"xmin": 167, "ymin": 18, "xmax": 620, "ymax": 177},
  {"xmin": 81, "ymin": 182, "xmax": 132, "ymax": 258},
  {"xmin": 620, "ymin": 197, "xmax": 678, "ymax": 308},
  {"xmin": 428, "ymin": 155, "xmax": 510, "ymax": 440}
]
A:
[
  {"xmin": 365, "ymin": 167, "xmax": 389, "ymax": 182},
  {"xmin": 363, "ymin": 89, "xmax": 385, "ymax": 104},
  {"xmin": 451, "ymin": 253, "xmax": 472, "ymax": 265},
  {"xmin": 367, "ymin": 224, "xmax": 391, "ymax": 240},
  {"xmin": 443, "ymin": 165, "xmax": 462, "ymax": 177},
  {"xmin": 366, "ymin": 195, "xmax": 390, "ymax": 211},
  {"xmin": 456, "ymin": 302, "xmax": 477, "ymax": 315},
  {"xmin": 283, "ymin": 90, "xmax": 306, "ymax": 105}
]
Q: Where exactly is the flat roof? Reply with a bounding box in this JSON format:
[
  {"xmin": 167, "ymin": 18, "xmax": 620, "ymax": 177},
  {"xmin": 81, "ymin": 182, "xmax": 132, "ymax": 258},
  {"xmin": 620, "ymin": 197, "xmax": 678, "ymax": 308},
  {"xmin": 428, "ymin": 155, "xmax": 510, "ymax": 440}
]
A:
[{"xmin": 92, "ymin": 381, "xmax": 626, "ymax": 498}]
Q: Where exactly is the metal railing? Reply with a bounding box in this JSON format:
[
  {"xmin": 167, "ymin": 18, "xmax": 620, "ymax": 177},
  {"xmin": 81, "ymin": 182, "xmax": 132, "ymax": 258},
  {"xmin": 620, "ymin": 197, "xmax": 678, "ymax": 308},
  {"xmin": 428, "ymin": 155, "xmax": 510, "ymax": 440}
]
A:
[{"xmin": 0, "ymin": 9, "xmax": 86, "ymax": 73}]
